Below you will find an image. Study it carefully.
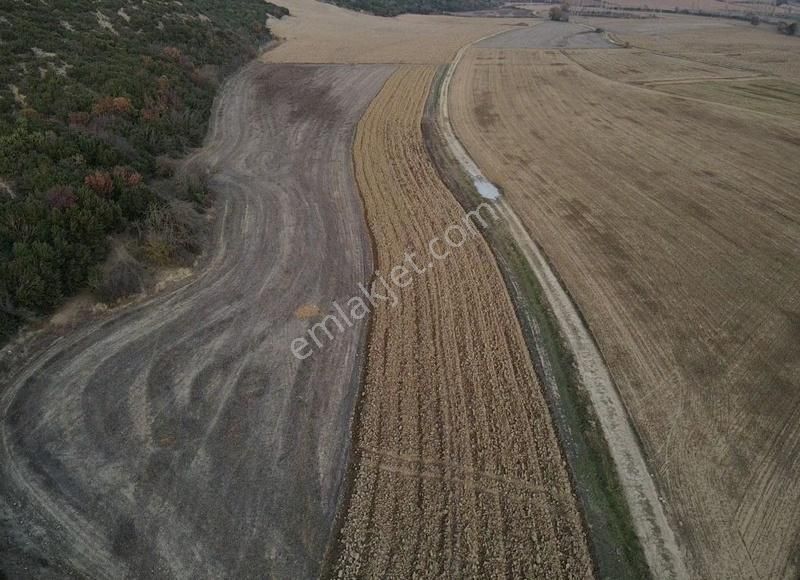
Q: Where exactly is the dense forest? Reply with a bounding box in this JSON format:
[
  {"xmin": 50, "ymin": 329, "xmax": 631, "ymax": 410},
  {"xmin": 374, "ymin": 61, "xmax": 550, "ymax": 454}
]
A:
[
  {"xmin": 0, "ymin": 0, "xmax": 287, "ymax": 341},
  {"xmin": 328, "ymin": 0, "xmax": 502, "ymax": 16}
]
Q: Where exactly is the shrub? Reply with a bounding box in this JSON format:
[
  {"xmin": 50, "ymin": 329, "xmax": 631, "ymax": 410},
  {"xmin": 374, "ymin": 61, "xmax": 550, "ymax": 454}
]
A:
[
  {"xmin": 162, "ymin": 46, "xmax": 183, "ymax": 62},
  {"xmin": 112, "ymin": 166, "xmax": 143, "ymax": 187},
  {"xmin": 139, "ymin": 201, "xmax": 204, "ymax": 266},
  {"xmin": 68, "ymin": 111, "xmax": 90, "ymax": 126},
  {"xmin": 92, "ymin": 96, "xmax": 133, "ymax": 116},
  {"xmin": 84, "ymin": 171, "xmax": 114, "ymax": 196},
  {"xmin": 91, "ymin": 250, "xmax": 147, "ymax": 303},
  {"xmin": 549, "ymin": 3, "xmax": 570, "ymax": 21},
  {"xmin": 47, "ymin": 185, "xmax": 77, "ymax": 209}
]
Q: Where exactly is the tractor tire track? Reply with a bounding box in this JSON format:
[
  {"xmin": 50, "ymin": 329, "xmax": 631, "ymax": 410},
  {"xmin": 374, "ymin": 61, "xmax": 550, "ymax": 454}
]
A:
[{"xmin": 0, "ymin": 62, "xmax": 393, "ymax": 579}]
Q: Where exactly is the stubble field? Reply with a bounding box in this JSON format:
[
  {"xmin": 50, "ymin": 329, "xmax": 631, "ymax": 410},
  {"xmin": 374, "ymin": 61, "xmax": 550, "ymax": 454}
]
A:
[
  {"xmin": 330, "ymin": 65, "xmax": 593, "ymax": 579},
  {"xmin": 263, "ymin": 0, "xmax": 519, "ymax": 64},
  {"xmin": 449, "ymin": 21, "xmax": 800, "ymax": 580}
]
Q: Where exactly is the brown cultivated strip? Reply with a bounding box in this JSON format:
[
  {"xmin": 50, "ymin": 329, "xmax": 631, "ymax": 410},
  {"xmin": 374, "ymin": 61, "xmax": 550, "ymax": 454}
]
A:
[{"xmin": 330, "ymin": 65, "xmax": 593, "ymax": 578}]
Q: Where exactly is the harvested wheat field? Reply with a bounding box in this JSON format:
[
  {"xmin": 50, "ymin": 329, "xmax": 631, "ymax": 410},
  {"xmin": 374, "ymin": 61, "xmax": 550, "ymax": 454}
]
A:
[
  {"xmin": 592, "ymin": 16, "xmax": 800, "ymax": 82},
  {"xmin": 330, "ymin": 65, "xmax": 593, "ymax": 578},
  {"xmin": 566, "ymin": 45, "xmax": 800, "ymax": 120},
  {"xmin": 263, "ymin": 0, "xmax": 525, "ymax": 64},
  {"xmin": 449, "ymin": 28, "xmax": 800, "ymax": 580},
  {"xmin": 569, "ymin": 19, "xmax": 800, "ymax": 120}
]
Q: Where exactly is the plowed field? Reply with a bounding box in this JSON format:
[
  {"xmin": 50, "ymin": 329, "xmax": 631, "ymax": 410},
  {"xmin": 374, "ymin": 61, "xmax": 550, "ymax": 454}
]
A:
[
  {"xmin": 330, "ymin": 65, "xmax": 593, "ymax": 578},
  {"xmin": 0, "ymin": 63, "xmax": 393, "ymax": 579},
  {"xmin": 449, "ymin": 44, "xmax": 800, "ymax": 579}
]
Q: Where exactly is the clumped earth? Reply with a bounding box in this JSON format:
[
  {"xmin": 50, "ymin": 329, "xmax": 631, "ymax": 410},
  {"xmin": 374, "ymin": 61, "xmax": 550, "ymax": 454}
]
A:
[
  {"xmin": 449, "ymin": 20, "xmax": 800, "ymax": 580},
  {"xmin": 330, "ymin": 64, "xmax": 593, "ymax": 578}
]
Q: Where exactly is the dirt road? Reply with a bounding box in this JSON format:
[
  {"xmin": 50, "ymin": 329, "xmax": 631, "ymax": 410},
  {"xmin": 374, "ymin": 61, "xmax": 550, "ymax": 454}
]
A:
[
  {"xmin": 0, "ymin": 63, "xmax": 393, "ymax": 578},
  {"xmin": 440, "ymin": 32, "xmax": 687, "ymax": 580}
]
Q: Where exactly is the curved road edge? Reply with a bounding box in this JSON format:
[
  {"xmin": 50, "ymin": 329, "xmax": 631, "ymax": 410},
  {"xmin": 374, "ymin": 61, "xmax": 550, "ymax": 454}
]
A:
[{"xmin": 437, "ymin": 32, "xmax": 689, "ymax": 580}]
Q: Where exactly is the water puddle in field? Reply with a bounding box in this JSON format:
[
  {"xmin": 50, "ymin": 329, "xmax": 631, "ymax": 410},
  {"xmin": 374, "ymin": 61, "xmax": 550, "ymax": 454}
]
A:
[{"xmin": 474, "ymin": 178, "xmax": 500, "ymax": 200}]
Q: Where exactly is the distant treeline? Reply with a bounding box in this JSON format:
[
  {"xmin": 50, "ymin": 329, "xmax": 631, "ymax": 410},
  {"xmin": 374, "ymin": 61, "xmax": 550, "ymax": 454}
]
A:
[
  {"xmin": 0, "ymin": 0, "xmax": 286, "ymax": 340},
  {"xmin": 327, "ymin": 0, "xmax": 503, "ymax": 16}
]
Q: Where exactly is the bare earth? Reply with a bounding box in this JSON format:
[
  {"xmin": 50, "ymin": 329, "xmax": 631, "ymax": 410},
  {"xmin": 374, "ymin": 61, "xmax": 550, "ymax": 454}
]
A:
[
  {"xmin": 449, "ymin": 20, "xmax": 800, "ymax": 580},
  {"xmin": 331, "ymin": 64, "xmax": 593, "ymax": 579},
  {"xmin": 0, "ymin": 63, "xmax": 393, "ymax": 578}
]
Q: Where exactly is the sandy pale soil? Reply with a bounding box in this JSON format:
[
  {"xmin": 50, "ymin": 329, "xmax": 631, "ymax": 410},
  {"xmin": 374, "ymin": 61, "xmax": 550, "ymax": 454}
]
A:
[
  {"xmin": 330, "ymin": 65, "xmax": 593, "ymax": 579},
  {"xmin": 449, "ymin": 22, "xmax": 800, "ymax": 579},
  {"xmin": 0, "ymin": 63, "xmax": 393, "ymax": 578}
]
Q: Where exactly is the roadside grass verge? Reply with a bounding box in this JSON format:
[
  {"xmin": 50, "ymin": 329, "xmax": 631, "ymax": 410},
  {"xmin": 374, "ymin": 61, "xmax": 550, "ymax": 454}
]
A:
[{"xmin": 422, "ymin": 64, "xmax": 650, "ymax": 580}]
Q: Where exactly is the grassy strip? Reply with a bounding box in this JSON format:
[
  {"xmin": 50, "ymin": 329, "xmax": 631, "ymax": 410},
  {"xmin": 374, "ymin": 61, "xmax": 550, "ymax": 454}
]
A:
[{"xmin": 423, "ymin": 65, "xmax": 650, "ymax": 579}]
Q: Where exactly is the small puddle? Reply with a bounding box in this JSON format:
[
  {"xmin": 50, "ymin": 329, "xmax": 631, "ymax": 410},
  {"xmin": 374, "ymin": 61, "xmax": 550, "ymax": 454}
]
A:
[{"xmin": 474, "ymin": 178, "xmax": 500, "ymax": 200}]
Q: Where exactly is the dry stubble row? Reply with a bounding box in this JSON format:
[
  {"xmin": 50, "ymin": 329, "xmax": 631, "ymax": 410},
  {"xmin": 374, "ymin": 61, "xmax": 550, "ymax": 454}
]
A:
[{"xmin": 330, "ymin": 65, "xmax": 593, "ymax": 578}]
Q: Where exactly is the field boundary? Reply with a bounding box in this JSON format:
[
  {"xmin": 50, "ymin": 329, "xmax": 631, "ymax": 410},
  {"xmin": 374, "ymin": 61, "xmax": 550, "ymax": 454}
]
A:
[
  {"xmin": 422, "ymin": 66, "xmax": 648, "ymax": 580},
  {"xmin": 433, "ymin": 38, "xmax": 689, "ymax": 579},
  {"xmin": 319, "ymin": 65, "xmax": 398, "ymax": 580}
]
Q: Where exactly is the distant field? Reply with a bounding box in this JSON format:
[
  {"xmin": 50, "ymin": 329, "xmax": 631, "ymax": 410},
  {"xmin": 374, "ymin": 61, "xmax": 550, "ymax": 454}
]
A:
[
  {"xmin": 514, "ymin": 0, "xmax": 797, "ymax": 17},
  {"xmin": 590, "ymin": 15, "xmax": 800, "ymax": 81},
  {"xmin": 450, "ymin": 20, "xmax": 800, "ymax": 579},
  {"xmin": 566, "ymin": 43, "xmax": 800, "ymax": 118},
  {"xmin": 565, "ymin": 48, "xmax": 754, "ymax": 83},
  {"xmin": 263, "ymin": 0, "xmax": 526, "ymax": 63}
]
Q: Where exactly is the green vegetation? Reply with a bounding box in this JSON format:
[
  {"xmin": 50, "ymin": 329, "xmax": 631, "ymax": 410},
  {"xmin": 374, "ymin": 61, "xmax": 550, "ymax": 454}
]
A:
[
  {"xmin": 549, "ymin": 3, "xmax": 571, "ymax": 22},
  {"xmin": 0, "ymin": 0, "xmax": 284, "ymax": 341},
  {"xmin": 327, "ymin": 0, "xmax": 501, "ymax": 17}
]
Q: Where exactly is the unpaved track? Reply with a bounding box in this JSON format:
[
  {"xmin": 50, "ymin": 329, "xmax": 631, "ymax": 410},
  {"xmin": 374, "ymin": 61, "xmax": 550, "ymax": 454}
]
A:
[
  {"xmin": 331, "ymin": 65, "xmax": 592, "ymax": 579},
  {"xmin": 0, "ymin": 62, "xmax": 393, "ymax": 578},
  {"xmin": 441, "ymin": 33, "xmax": 687, "ymax": 580}
]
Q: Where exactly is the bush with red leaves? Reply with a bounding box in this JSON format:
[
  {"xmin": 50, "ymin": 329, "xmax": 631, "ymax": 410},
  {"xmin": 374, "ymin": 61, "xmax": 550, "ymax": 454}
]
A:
[
  {"xmin": 84, "ymin": 171, "xmax": 114, "ymax": 196},
  {"xmin": 46, "ymin": 185, "xmax": 77, "ymax": 209},
  {"xmin": 112, "ymin": 166, "xmax": 143, "ymax": 187},
  {"xmin": 92, "ymin": 96, "xmax": 133, "ymax": 116}
]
